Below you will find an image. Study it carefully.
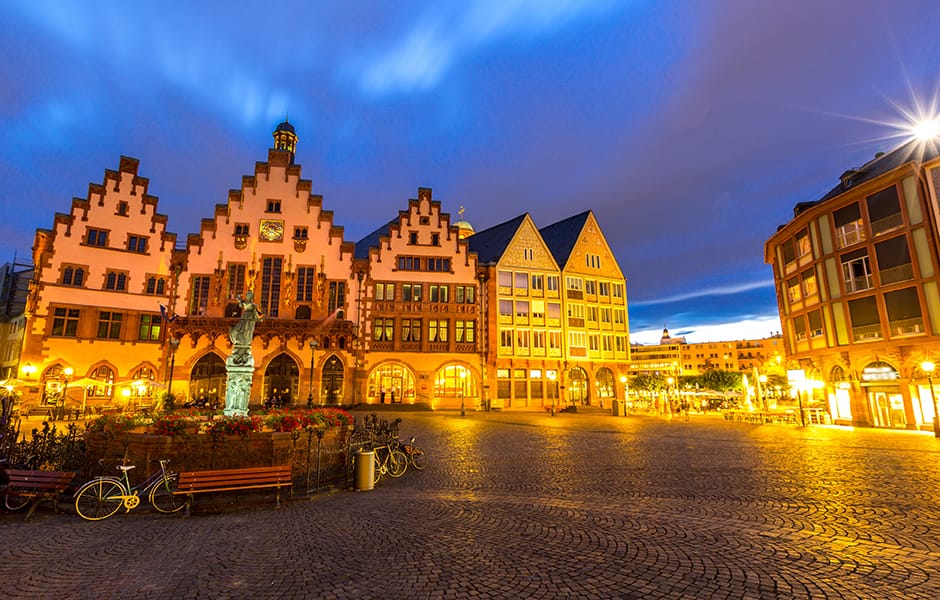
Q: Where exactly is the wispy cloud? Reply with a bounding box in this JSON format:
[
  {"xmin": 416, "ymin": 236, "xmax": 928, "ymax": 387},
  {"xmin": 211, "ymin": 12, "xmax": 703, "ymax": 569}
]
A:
[
  {"xmin": 630, "ymin": 316, "xmax": 782, "ymax": 345},
  {"xmin": 630, "ymin": 279, "xmax": 775, "ymax": 308},
  {"xmin": 355, "ymin": 0, "xmax": 618, "ymax": 96}
]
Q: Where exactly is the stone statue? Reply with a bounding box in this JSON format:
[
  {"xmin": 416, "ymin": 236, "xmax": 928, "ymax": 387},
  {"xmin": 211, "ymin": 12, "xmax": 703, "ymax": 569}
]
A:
[{"xmin": 229, "ymin": 291, "xmax": 262, "ymax": 346}]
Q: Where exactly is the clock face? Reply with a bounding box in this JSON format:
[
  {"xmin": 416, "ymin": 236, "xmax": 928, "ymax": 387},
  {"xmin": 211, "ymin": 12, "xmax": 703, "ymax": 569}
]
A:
[{"xmin": 259, "ymin": 219, "xmax": 285, "ymax": 241}]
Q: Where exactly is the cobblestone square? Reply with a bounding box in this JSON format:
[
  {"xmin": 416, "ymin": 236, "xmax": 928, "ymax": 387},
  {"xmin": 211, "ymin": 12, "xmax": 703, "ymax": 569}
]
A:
[{"xmin": 2, "ymin": 412, "xmax": 940, "ymax": 599}]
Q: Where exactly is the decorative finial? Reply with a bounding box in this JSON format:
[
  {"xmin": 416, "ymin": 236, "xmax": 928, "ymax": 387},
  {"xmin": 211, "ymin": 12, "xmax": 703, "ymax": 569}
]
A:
[{"xmin": 458, "ymin": 206, "xmax": 465, "ymax": 218}]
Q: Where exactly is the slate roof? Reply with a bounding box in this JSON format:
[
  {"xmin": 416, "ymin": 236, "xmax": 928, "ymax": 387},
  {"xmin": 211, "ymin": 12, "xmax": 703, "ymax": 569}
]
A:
[
  {"xmin": 539, "ymin": 210, "xmax": 591, "ymax": 269},
  {"xmin": 354, "ymin": 218, "xmax": 399, "ymax": 260},
  {"xmin": 466, "ymin": 214, "xmax": 528, "ymax": 265},
  {"xmin": 794, "ymin": 138, "xmax": 940, "ymax": 216}
]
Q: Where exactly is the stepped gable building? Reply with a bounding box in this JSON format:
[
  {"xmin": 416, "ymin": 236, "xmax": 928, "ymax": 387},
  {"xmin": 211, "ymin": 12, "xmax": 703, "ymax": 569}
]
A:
[
  {"xmin": 24, "ymin": 156, "xmax": 178, "ymax": 407},
  {"xmin": 353, "ymin": 187, "xmax": 482, "ymax": 409},
  {"xmin": 765, "ymin": 137, "xmax": 940, "ymax": 429},
  {"xmin": 11, "ymin": 122, "xmax": 632, "ymax": 412},
  {"xmin": 168, "ymin": 121, "xmax": 360, "ymax": 408}
]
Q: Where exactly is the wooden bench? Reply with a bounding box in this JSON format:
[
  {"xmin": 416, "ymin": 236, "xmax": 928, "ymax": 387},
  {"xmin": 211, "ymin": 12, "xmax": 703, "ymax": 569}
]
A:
[
  {"xmin": 173, "ymin": 465, "xmax": 293, "ymax": 515},
  {"xmin": 3, "ymin": 469, "xmax": 76, "ymax": 520},
  {"xmin": 25, "ymin": 406, "xmax": 52, "ymax": 418}
]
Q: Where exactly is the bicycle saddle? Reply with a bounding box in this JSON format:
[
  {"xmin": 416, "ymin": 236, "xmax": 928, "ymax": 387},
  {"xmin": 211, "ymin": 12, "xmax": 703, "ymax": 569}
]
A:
[{"xmin": 117, "ymin": 465, "xmax": 136, "ymax": 472}]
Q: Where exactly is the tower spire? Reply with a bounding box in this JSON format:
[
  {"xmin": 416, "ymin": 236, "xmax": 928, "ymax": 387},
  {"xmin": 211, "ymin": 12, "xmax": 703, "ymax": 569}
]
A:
[{"xmin": 272, "ymin": 119, "xmax": 298, "ymax": 162}]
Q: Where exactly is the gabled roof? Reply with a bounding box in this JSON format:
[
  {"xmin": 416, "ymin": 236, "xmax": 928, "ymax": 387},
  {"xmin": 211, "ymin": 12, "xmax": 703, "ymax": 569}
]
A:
[
  {"xmin": 466, "ymin": 214, "xmax": 528, "ymax": 265},
  {"xmin": 795, "ymin": 138, "xmax": 940, "ymax": 215},
  {"xmin": 539, "ymin": 210, "xmax": 591, "ymax": 269},
  {"xmin": 354, "ymin": 218, "xmax": 399, "ymax": 260}
]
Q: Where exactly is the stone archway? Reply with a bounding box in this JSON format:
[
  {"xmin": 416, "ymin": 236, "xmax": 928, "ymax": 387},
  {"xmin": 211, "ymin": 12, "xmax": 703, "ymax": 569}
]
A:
[
  {"xmin": 568, "ymin": 366, "xmax": 588, "ymax": 406},
  {"xmin": 320, "ymin": 354, "xmax": 344, "ymax": 405},
  {"xmin": 264, "ymin": 353, "xmax": 300, "ymax": 407},
  {"xmin": 189, "ymin": 353, "xmax": 226, "ymax": 408}
]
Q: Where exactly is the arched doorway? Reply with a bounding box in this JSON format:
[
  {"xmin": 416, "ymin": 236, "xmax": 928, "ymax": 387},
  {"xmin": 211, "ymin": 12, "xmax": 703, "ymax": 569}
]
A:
[
  {"xmin": 189, "ymin": 353, "xmax": 225, "ymax": 408},
  {"xmin": 861, "ymin": 361, "xmax": 904, "ymax": 428},
  {"xmin": 264, "ymin": 354, "xmax": 300, "ymax": 407},
  {"xmin": 320, "ymin": 354, "xmax": 344, "ymax": 405},
  {"xmin": 434, "ymin": 364, "xmax": 479, "ymax": 410},
  {"xmin": 567, "ymin": 367, "xmax": 588, "ymax": 406},
  {"xmin": 595, "ymin": 367, "xmax": 615, "ymax": 406},
  {"xmin": 367, "ymin": 363, "xmax": 416, "ymax": 404}
]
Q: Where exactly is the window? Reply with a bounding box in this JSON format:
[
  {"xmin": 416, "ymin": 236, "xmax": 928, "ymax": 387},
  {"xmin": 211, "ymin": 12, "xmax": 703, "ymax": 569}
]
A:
[
  {"xmin": 533, "ymin": 330, "xmax": 545, "ymax": 350},
  {"xmin": 62, "ymin": 266, "xmax": 85, "ymax": 287},
  {"xmin": 296, "ymin": 267, "xmax": 315, "ymax": 301},
  {"xmin": 795, "ymin": 229, "xmax": 811, "ymax": 258},
  {"xmin": 548, "ymin": 331, "xmax": 562, "ymax": 351},
  {"xmin": 833, "ymin": 203, "xmax": 865, "ymax": 248},
  {"xmin": 373, "ymin": 318, "xmax": 394, "ymax": 341},
  {"xmin": 138, "ymin": 314, "xmax": 161, "ymax": 341},
  {"xmin": 614, "ymin": 309, "xmax": 626, "ymax": 325},
  {"xmin": 456, "ymin": 285, "xmax": 475, "ymax": 304},
  {"xmin": 402, "ymin": 284, "xmax": 422, "ymax": 302},
  {"xmin": 145, "ymin": 277, "xmax": 166, "ymax": 295},
  {"xmin": 429, "ymin": 319, "xmax": 448, "ymax": 342},
  {"xmin": 431, "ymin": 233, "xmax": 440, "ymax": 246},
  {"xmin": 866, "ymin": 186, "xmax": 903, "ymax": 236},
  {"xmin": 499, "ymin": 299, "xmax": 513, "ymax": 319},
  {"xmin": 87, "ymin": 228, "xmax": 108, "ymax": 247},
  {"xmin": 586, "ymin": 253, "xmax": 601, "ymax": 268},
  {"xmin": 547, "ymin": 302, "xmax": 562, "ymax": 320},
  {"xmin": 429, "ymin": 285, "xmax": 449, "ymax": 303},
  {"xmin": 116, "ymin": 201, "xmax": 129, "ymax": 216},
  {"xmin": 375, "ymin": 283, "xmax": 395, "ymax": 301},
  {"xmin": 328, "ymin": 281, "xmax": 346, "ymax": 314},
  {"xmin": 261, "ymin": 257, "xmax": 282, "ymax": 317},
  {"xmin": 516, "ymin": 329, "xmax": 530, "ymax": 352},
  {"xmin": 265, "ymin": 200, "xmax": 281, "ymax": 213},
  {"xmin": 531, "ymin": 274, "xmax": 544, "ymax": 291},
  {"xmin": 885, "ymin": 287, "xmax": 923, "ymax": 336},
  {"xmin": 793, "ymin": 315, "xmax": 808, "ymax": 341},
  {"xmin": 234, "ymin": 223, "xmax": 250, "ymax": 236},
  {"xmin": 228, "ymin": 264, "xmax": 246, "ymax": 300},
  {"xmin": 601, "ymin": 307, "xmax": 612, "ymax": 323},
  {"xmin": 841, "ymin": 249, "xmax": 873, "ymax": 293},
  {"xmin": 428, "ymin": 258, "xmax": 451, "ymax": 272},
  {"xmin": 409, "ymin": 232, "xmax": 418, "ymax": 245},
  {"xmin": 568, "ymin": 304, "xmax": 585, "ymax": 319},
  {"xmin": 566, "ymin": 276, "xmax": 583, "ymax": 291},
  {"xmin": 801, "ymin": 269, "xmax": 817, "ymax": 298},
  {"xmin": 612, "ymin": 284, "xmax": 624, "ymax": 298},
  {"xmin": 531, "ymin": 300, "xmax": 545, "ymax": 320},
  {"xmin": 97, "ymin": 311, "xmax": 123, "ymax": 339},
  {"xmin": 127, "ymin": 235, "xmax": 147, "ymax": 253},
  {"xmin": 456, "ymin": 320, "xmax": 475, "ymax": 343},
  {"xmin": 293, "ymin": 226, "xmax": 308, "ymax": 239},
  {"xmin": 500, "ymin": 329, "xmax": 513, "ymax": 352},
  {"xmin": 523, "ymin": 248, "xmax": 534, "ymax": 261},
  {"xmin": 547, "ymin": 276, "xmax": 560, "ymax": 292},
  {"xmin": 514, "ymin": 272, "xmax": 528, "ymax": 291},
  {"xmin": 807, "ymin": 309, "xmax": 823, "ymax": 338},
  {"xmin": 585, "ymin": 280, "xmax": 597, "ymax": 295},
  {"xmin": 105, "ymin": 271, "xmax": 127, "ymax": 291},
  {"xmin": 51, "ymin": 307, "xmax": 80, "ymax": 337},
  {"xmin": 602, "ymin": 335, "xmax": 613, "ymax": 352},
  {"xmin": 587, "ymin": 306, "xmax": 598, "ymax": 323},
  {"xmin": 875, "ymin": 235, "xmax": 913, "ymax": 285},
  {"xmin": 190, "ymin": 276, "xmax": 210, "ymax": 315},
  {"xmin": 588, "ymin": 334, "xmax": 600, "ymax": 351},
  {"xmin": 401, "ymin": 318, "xmax": 421, "ymax": 342},
  {"xmin": 398, "ymin": 256, "xmax": 417, "ymax": 271},
  {"xmin": 515, "ymin": 301, "xmax": 529, "ymax": 319},
  {"xmin": 848, "ymin": 295, "xmax": 881, "ymax": 341},
  {"xmin": 498, "ymin": 271, "xmax": 512, "ymax": 287},
  {"xmin": 598, "ymin": 281, "xmax": 610, "ymax": 296},
  {"xmin": 569, "ymin": 331, "xmax": 586, "ymax": 349}
]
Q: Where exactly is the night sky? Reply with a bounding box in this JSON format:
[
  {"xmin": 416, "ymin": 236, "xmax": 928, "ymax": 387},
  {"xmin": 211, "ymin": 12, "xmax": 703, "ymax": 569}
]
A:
[{"xmin": 2, "ymin": 1, "xmax": 939, "ymax": 344}]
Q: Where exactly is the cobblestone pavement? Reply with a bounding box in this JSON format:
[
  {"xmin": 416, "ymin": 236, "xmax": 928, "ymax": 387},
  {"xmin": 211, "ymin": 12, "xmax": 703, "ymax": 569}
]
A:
[{"xmin": 3, "ymin": 411, "xmax": 940, "ymax": 599}]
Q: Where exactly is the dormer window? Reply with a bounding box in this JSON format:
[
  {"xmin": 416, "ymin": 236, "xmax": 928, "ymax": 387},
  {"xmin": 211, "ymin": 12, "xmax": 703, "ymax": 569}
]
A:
[
  {"xmin": 266, "ymin": 200, "xmax": 281, "ymax": 213},
  {"xmin": 116, "ymin": 201, "xmax": 129, "ymax": 216}
]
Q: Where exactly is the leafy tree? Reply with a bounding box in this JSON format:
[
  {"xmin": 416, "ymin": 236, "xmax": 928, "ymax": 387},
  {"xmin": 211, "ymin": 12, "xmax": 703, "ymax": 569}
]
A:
[
  {"xmin": 631, "ymin": 373, "xmax": 666, "ymax": 392},
  {"xmin": 700, "ymin": 369, "xmax": 743, "ymax": 392}
]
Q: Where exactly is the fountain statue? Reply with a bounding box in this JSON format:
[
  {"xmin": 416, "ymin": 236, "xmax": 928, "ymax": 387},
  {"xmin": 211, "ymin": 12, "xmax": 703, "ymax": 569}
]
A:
[{"xmin": 224, "ymin": 291, "xmax": 262, "ymax": 416}]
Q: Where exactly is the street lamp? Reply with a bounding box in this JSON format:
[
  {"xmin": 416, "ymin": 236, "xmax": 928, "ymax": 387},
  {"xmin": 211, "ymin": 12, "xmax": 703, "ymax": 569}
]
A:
[
  {"xmin": 459, "ymin": 369, "xmax": 467, "ymax": 417},
  {"xmin": 548, "ymin": 371, "xmax": 557, "ymax": 416},
  {"xmin": 620, "ymin": 375, "xmax": 628, "ymax": 415},
  {"xmin": 921, "ymin": 360, "xmax": 939, "ymax": 438},
  {"xmin": 60, "ymin": 366, "xmax": 73, "ymax": 421},
  {"xmin": 166, "ymin": 337, "xmax": 180, "ymax": 399},
  {"xmin": 308, "ymin": 339, "xmax": 318, "ymax": 408}
]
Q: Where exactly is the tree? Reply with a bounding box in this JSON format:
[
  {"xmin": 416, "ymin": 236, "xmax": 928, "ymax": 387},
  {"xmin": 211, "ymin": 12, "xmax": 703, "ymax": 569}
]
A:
[
  {"xmin": 700, "ymin": 369, "xmax": 743, "ymax": 393},
  {"xmin": 631, "ymin": 373, "xmax": 666, "ymax": 392}
]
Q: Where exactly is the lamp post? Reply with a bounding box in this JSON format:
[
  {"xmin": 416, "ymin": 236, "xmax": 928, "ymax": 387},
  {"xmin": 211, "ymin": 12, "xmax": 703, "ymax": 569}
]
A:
[
  {"xmin": 60, "ymin": 366, "xmax": 73, "ymax": 421},
  {"xmin": 308, "ymin": 339, "xmax": 318, "ymax": 408},
  {"xmin": 548, "ymin": 371, "xmax": 557, "ymax": 416},
  {"xmin": 166, "ymin": 337, "xmax": 179, "ymax": 399},
  {"xmin": 459, "ymin": 369, "xmax": 467, "ymax": 417},
  {"xmin": 620, "ymin": 375, "xmax": 628, "ymax": 415},
  {"xmin": 758, "ymin": 374, "xmax": 768, "ymax": 411},
  {"xmin": 921, "ymin": 360, "xmax": 939, "ymax": 437}
]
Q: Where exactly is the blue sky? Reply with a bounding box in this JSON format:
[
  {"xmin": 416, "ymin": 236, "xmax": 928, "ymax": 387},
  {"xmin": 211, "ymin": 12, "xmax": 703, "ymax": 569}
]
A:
[{"xmin": 2, "ymin": 1, "xmax": 939, "ymax": 344}]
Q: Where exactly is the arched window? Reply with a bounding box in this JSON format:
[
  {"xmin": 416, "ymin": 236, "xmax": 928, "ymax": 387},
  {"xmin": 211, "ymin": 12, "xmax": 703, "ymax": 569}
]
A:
[
  {"xmin": 596, "ymin": 367, "xmax": 615, "ymax": 399},
  {"xmin": 568, "ymin": 367, "xmax": 588, "ymax": 405}
]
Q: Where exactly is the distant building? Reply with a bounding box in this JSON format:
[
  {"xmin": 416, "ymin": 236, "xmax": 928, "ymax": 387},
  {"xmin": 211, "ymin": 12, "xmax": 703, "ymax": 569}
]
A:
[
  {"xmin": 628, "ymin": 329, "xmax": 784, "ymax": 378},
  {"xmin": 764, "ymin": 137, "xmax": 940, "ymax": 429},
  {"xmin": 0, "ymin": 259, "xmax": 33, "ymax": 381}
]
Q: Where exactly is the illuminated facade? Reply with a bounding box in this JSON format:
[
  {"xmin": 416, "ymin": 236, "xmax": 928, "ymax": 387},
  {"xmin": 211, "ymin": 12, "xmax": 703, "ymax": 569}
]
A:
[
  {"xmin": 765, "ymin": 139, "xmax": 940, "ymax": 429},
  {"xmin": 11, "ymin": 124, "xmax": 631, "ymax": 412}
]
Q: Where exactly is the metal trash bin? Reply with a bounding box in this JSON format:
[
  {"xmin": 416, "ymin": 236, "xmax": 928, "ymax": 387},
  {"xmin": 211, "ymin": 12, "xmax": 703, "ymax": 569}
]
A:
[
  {"xmin": 354, "ymin": 449, "xmax": 375, "ymax": 491},
  {"xmin": 612, "ymin": 399, "xmax": 624, "ymax": 417}
]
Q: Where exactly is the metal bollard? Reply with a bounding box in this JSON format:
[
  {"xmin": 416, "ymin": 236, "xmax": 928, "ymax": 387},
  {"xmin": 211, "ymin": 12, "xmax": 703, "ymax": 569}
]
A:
[{"xmin": 354, "ymin": 449, "xmax": 375, "ymax": 491}]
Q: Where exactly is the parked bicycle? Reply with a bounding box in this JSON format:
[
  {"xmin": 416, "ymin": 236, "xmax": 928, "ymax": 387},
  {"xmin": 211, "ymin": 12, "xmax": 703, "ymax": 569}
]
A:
[
  {"xmin": 73, "ymin": 458, "xmax": 184, "ymax": 520},
  {"xmin": 1, "ymin": 457, "xmax": 32, "ymax": 511},
  {"xmin": 394, "ymin": 436, "xmax": 428, "ymax": 471},
  {"xmin": 372, "ymin": 437, "xmax": 408, "ymax": 484}
]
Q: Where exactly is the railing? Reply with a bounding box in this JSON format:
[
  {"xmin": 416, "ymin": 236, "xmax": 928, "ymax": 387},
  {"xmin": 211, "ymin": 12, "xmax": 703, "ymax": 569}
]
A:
[
  {"xmin": 852, "ymin": 324, "xmax": 883, "ymax": 342},
  {"xmin": 870, "ymin": 212, "xmax": 903, "ymax": 236},
  {"xmin": 844, "ymin": 274, "xmax": 874, "ymax": 293},
  {"xmin": 889, "ymin": 317, "xmax": 923, "ymax": 337},
  {"xmin": 879, "ymin": 263, "xmax": 914, "ymax": 285}
]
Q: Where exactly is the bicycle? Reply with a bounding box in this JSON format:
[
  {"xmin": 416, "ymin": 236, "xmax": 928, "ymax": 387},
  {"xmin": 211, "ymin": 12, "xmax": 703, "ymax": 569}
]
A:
[
  {"xmin": 2, "ymin": 456, "xmax": 39, "ymax": 511},
  {"xmin": 73, "ymin": 458, "xmax": 184, "ymax": 520},
  {"xmin": 393, "ymin": 436, "xmax": 428, "ymax": 471},
  {"xmin": 372, "ymin": 438, "xmax": 408, "ymax": 485}
]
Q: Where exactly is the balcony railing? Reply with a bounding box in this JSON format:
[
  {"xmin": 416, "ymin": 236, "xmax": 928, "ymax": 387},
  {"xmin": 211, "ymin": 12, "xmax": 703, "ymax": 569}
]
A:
[
  {"xmin": 879, "ymin": 263, "xmax": 914, "ymax": 285},
  {"xmin": 870, "ymin": 212, "xmax": 903, "ymax": 236},
  {"xmin": 852, "ymin": 324, "xmax": 883, "ymax": 342},
  {"xmin": 844, "ymin": 274, "xmax": 874, "ymax": 293},
  {"xmin": 889, "ymin": 317, "xmax": 923, "ymax": 337}
]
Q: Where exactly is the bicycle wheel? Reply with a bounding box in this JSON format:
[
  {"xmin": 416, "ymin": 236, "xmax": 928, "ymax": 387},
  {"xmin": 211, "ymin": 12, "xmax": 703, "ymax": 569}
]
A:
[
  {"xmin": 372, "ymin": 453, "xmax": 383, "ymax": 485},
  {"xmin": 388, "ymin": 449, "xmax": 408, "ymax": 478},
  {"xmin": 4, "ymin": 493, "xmax": 31, "ymax": 511},
  {"xmin": 410, "ymin": 448, "xmax": 428, "ymax": 471},
  {"xmin": 74, "ymin": 479, "xmax": 124, "ymax": 521},
  {"xmin": 149, "ymin": 475, "xmax": 185, "ymax": 514}
]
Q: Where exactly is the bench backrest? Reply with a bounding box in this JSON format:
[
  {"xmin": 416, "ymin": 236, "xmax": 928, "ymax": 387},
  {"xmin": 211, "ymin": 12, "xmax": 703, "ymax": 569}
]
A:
[
  {"xmin": 5, "ymin": 470, "xmax": 76, "ymax": 490},
  {"xmin": 176, "ymin": 465, "xmax": 292, "ymax": 492}
]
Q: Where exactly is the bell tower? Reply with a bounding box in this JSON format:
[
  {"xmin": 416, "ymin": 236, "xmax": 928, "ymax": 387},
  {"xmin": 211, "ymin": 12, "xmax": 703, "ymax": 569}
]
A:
[{"xmin": 272, "ymin": 120, "xmax": 298, "ymax": 162}]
